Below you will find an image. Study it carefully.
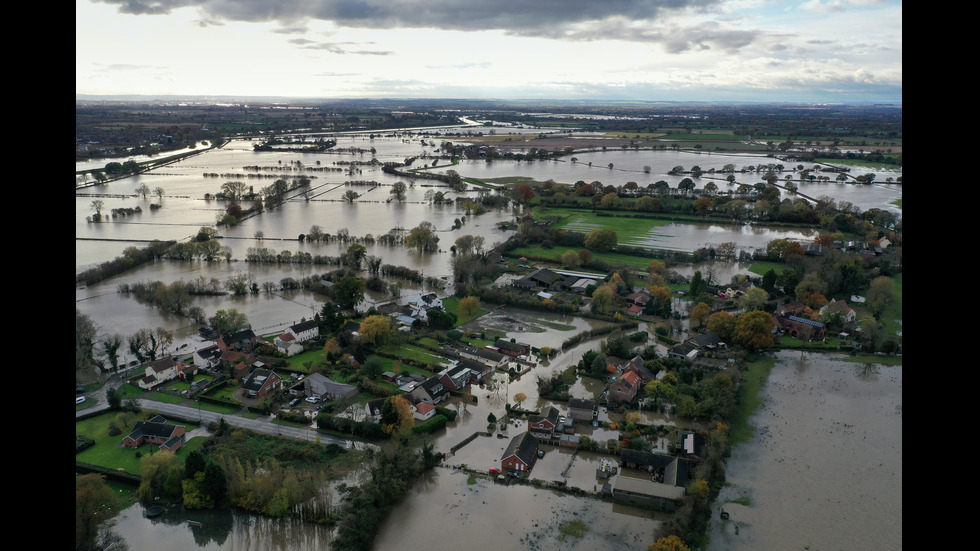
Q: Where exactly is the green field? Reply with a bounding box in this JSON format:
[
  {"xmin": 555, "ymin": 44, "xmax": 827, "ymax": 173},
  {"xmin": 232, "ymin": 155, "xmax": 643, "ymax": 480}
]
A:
[
  {"xmin": 509, "ymin": 244, "xmax": 656, "ymax": 270},
  {"xmin": 538, "ymin": 208, "xmax": 676, "ymax": 249}
]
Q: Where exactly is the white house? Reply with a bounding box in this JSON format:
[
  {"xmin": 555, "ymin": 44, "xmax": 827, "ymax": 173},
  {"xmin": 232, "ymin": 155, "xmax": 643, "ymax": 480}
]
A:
[
  {"xmin": 285, "ymin": 320, "xmax": 319, "ymax": 343},
  {"xmin": 820, "ymin": 299, "xmax": 856, "ymax": 323},
  {"xmin": 137, "ymin": 358, "xmax": 181, "ymax": 390}
]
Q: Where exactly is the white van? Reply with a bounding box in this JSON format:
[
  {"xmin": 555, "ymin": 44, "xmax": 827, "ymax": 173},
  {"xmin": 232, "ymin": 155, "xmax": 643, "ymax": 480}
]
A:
[{"xmin": 76, "ymin": 396, "xmax": 87, "ymax": 404}]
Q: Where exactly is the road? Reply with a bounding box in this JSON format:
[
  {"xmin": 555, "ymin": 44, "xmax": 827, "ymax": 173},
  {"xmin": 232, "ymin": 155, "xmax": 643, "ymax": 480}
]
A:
[{"xmin": 76, "ymin": 374, "xmax": 367, "ymax": 450}]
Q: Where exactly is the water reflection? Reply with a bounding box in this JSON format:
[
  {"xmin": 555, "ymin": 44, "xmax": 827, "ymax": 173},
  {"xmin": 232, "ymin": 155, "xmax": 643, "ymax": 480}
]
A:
[{"xmin": 112, "ymin": 502, "xmax": 336, "ymax": 551}]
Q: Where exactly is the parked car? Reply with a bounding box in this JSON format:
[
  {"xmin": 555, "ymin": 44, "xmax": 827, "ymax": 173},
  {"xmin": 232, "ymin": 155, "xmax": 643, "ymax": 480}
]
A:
[
  {"xmin": 305, "ymin": 396, "xmax": 320, "ymax": 403},
  {"xmin": 76, "ymin": 396, "xmax": 87, "ymax": 404},
  {"xmin": 289, "ymin": 398, "xmax": 300, "ymax": 406},
  {"xmin": 75, "ymin": 386, "xmax": 86, "ymax": 394},
  {"xmin": 489, "ymin": 467, "xmax": 501, "ymax": 475}
]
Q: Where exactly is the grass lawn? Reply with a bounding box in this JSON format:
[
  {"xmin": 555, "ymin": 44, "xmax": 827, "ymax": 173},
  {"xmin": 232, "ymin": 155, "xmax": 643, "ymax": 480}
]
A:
[
  {"xmin": 76, "ymin": 411, "xmax": 206, "ymax": 475},
  {"xmin": 282, "ymin": 348, "xmax": 329, "ymax": 371},
  {"xmin": 748, "ymin": 261, "xmax": 785, "ymax": 277},
  {"xmin": 379, "ymin": 342, "xmax": 451, "ymax": 369},
  {"xmin": 728, "ymin": 356, "xmax": 774, "ymax": 447},
  {"xmin": 543, "ymin": 208, "xmax": 675, "ymax": 244},
  {"xmin": 509, "ymin": 243, "xmax": 656, "ymax": 270},
  {"xmin": 442, "ymin": 296, "xmax": 488, "ymax": 325}
]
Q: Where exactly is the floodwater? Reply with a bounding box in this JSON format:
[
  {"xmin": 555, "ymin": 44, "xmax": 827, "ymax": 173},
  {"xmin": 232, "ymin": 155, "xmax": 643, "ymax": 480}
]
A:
[
  {"xmin": 77, "ymin": 129, "xmax": 899, "ymax": 361},
  {"xmin": 79, "ymin": 126, "xmax": 901, "ymax": 549},
  {"xmin": 100, "ymin": 346, "xmax": 900, "ymax": 551},
  {"xmin": 707, "ymin": 351, "xmax": 902, "ymax": 550}
]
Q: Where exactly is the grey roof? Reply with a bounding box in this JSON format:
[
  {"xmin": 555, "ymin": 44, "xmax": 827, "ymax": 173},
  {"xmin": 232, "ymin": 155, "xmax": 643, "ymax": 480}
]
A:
[
  {"xmin": 305, "ymin": 373, "xmax": 357, "ymax": 398},
  {"xmin": 289, "ymin": 320, "xmax": 319, "ymax": 333},
  {"xmin": 568, "ymin": 398, "xmax": 596, "ymax": 411},
  {"xmin": 418, "ymin": 376, "xmax": 449, "ymax": 399},
  {"xmin": 502, "ymin": 432, "xmax": 539, "ymax": 464},
  {"xmin": 494, "ymin": 339, "xmax": 529, "ymax": 353},
  {"xmin": 243, "ymin": 368, "xmax": 280, "ymax": 392},
  {"xmin": 529, "ymin": 405, "xmax": 559, "ymax": 426},
  {"xmin": 125, "ymin": 416, "xmax": 181, "ymax": 442},
  {"xmin": 691, "ymin": 332, "xmax": 725, "ymax": 348}
]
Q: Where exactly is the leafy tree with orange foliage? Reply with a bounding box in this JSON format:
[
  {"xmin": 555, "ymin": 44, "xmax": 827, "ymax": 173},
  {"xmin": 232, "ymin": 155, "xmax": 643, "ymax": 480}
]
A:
[
  {"xmin": 359, "ymin": 315, "xmax": 395, "ymax": 347},
  {"xmin": 733, "ymin": 310, "xmax": 775, "ymax": 351},
  {"xmin": 648, "ymin": 535, "xmax": 691, "ymax": 551},
  {"xmin": 706, "ymin": 310, "xmax": 736, "ymax": 340},
  {"xmin": 458, "ymin": 295, "xmax": 481, "ymax": 317},
  {"xmin": 690, "ymin": 302, "xmax": 711, "ymax": 329},
  {"xmin": 381, "ymin": 395, "xmax": 414, "ymax": 435}
]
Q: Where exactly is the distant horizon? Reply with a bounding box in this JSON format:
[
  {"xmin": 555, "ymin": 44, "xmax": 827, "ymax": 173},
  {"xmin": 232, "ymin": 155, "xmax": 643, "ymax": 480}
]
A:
[
  {"xmin": 75, "ymin": 93, "xmax": 902, "ymax": 107},
  {"xmin": 77, "ymin": 1, "xmax": 901, "ymax": 105}
]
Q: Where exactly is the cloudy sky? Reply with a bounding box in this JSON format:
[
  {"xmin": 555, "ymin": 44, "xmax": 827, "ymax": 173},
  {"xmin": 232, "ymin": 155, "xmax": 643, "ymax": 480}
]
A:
[{"xmin": 76, "ymin": 0, "xmax": 902, "ymax": 103}]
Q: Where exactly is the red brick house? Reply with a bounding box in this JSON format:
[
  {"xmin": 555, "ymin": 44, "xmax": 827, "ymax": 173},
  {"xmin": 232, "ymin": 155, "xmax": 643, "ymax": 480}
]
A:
[
  {"xmin": 492, "ymin": 338, "xmax": 530, "ymax": 357},
  {"xmin": 121, "ymin": 415, "xmax": 186, "ymax": 451},
  {"xmin": 501, "ymin": 432, "xmax": 539, "ymax": 477},
  {"xmin": 242, "ymin": 368, "xmax": 282, "ymax": 399},
  {"xmin": 528, "ymin": 406, "xmax": 560, "ymax": 439},
  {"xmin": 608, "ymin": 371, "xmax": 643, "ymax": 404}
]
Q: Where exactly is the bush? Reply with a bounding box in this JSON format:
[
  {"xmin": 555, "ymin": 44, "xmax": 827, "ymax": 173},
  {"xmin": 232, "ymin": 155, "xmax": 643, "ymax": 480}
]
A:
[{"xmin": 412, "ymin": 414, "xmax": 448, "ymax": 434}]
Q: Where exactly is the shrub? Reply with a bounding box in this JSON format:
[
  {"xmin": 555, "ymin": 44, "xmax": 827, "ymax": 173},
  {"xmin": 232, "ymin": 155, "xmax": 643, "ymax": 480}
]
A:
[{"xmin": 412, "ymin": 414, "xmax": 448, "ymax": 434}]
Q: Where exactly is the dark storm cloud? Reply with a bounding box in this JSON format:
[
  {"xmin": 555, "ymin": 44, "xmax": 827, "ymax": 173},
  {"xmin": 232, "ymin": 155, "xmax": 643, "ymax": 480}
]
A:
[{"xmin": 96, "ymin": 0, "xmax": 723, "ymax": 37}]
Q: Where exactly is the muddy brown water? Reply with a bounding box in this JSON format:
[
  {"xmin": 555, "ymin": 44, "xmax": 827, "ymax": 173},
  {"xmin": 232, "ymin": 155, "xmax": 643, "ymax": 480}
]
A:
[
  {"xmin": 707, "ymin": 351, "xmax": 902, "ymax": 550},
  {"xmin": 101, "ymin": 350, "xmax": 900, "ymax": 551}
]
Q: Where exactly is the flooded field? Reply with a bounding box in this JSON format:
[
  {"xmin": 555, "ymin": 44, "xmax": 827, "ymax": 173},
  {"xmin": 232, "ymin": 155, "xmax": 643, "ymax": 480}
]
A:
[{"xmin": 707, "ymin": 351, "xmax": 902, "ymax": 550}]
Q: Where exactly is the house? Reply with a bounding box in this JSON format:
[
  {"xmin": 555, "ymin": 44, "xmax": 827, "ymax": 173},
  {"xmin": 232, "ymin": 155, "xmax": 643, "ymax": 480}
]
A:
[
  {"xmin": 723, "ymin": 280, "xmax": 754, "ymax": 298},
  {"xmin": 668, "ymin": 342, "xmax": 700, "ymax": 361},
  {"xmin": 620, "ymin": 449, "xmax": 690, "ymax": 488},
  {"xmin": 273, "ymin": 332, "xmax": 304, "ymax": 357},
  {"xmin": 377, "ymin": 302, "xmax": 403, "ymax": 316},
  {"xmin": 624, "ymin": 356, "xmax": 655, "ymax": 384},
  {"xmin": 608, "ymin": 371, "xmax": 643, "ymax": 404},
  {"xmin": 285, "ymin": 320, "xmax": 319, "ymax": 343},
  {"xmin": 438, "ymin": 364, "xmax": 474, "ymax": 392},
  {"xmin": 777, "ymin": 302, "xmax": 808, "ymax": 317},
  {"xmin": 455, "ymin": 357, "xmax": 494, "ymax": 383},
  {"xmin": 304, "ymin": 373, "xmax": 358, "ymax": 401},
  {"xmin": 568, "ymin": 398, "xmax": 596, "ymax": 422},
  {"xmin": 521, "ymin": 268, "xmax": 562, "ymax": 289},
  {"xmin": 136, "ymin": 357, "xmax": 181, "ymax": 390},
  {"xmin": 492, "ymin": 339, "xmax": 530, "ymax": 357},
  {"xmin": 611, "ymin": 474, "xmax": 685, "ymax": 511},
  {"xmin": 242, "ymin": 368, "xmax": 282, "ymax": 399},
  {"xmin": 624, "ymin": 288, "xmax": 651, "ymax": 308},
  {"xmin": 775, "ymin": 315, "xmax": 827, "ymax": 339},
  {"xmin": 820, "ymin": 299, "xmax": 856, "ymax": 323},
  {"xmin": 501, "ymin": 432, "xmax": 539, "ymax": 477},
  {"xmin": 411, "ymin": 376, "xmax": 450, "ymax": 405},
  {"xmin": 413, "ymin": 401, "xmax": 436, "ymax": 421},
  {"xmin": 217, "ymin": 329, "xmax": 257, "ymax": 353},
  {"xmin": 677, "ymin": 430, "xmax": 707, "ymax": 460},
  {"xmin": 690, "ymin": 332, "xmax": 727, "ymax": 351},
  {"xmin": 528, "ymin": 406, "xmax": 560, "ymax": 439},
  {"xmin": 121, "ymin": 415, "xmax": 186, "ymax": 451},
  {"xmin": 457, "ymin": 346, "xmax": 508, "ymax": 370},
  {"xmin": 193, "ymin": 344, "xmax": 222, "ymax": 370},
  {"xmin": 365, "ymin": 398, "xmax": 386, "ymax": 423}
]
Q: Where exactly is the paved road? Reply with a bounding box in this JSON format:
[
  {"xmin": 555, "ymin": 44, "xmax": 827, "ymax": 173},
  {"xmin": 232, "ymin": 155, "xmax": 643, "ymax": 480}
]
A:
[{"xmin": 76, "ymin": 376, "xmax": 366, "ymax": 450}]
